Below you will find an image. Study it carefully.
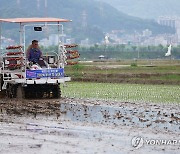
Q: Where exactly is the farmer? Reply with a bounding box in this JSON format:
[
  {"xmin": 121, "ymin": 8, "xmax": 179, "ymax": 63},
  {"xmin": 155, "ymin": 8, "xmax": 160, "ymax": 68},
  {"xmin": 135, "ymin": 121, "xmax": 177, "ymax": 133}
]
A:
[{"xmin": 27, "ymin": 40, "xmax": 42, "ymax": 64}]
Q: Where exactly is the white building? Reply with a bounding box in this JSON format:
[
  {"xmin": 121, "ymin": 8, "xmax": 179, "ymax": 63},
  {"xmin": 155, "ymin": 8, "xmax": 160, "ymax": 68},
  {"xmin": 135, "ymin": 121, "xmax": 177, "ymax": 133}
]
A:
[
  {"xmin": 175, "ymin": 20, "xmax": 180, "ymax": 43},
  {"xmin": 39, "ymin": 38, "xmax": 50, "ymax": 47},
  {"xmin": 39, "ymin": 34, "xmax": 67, "ymax": 47},
  {"xmin": 49, "ymin": 34, "xmax": 58, "ymax": 45},
  {"xmin": 80, "ymin": 38, "xmax": 90, "ymax": 46},
  {"xmin": 157, "ymin": 16, "xmax": 176, "ymax": 28},
  {"xmin": 157, "ymin": 16, "xmax": 180, "ymax": 44},
  {"xmin": 143, "ymin": 29, "xmax": 152, "ymax": 37},
  {"xmin": 154, "ymin": 36, "xmax": 167, "ymax": 46}
]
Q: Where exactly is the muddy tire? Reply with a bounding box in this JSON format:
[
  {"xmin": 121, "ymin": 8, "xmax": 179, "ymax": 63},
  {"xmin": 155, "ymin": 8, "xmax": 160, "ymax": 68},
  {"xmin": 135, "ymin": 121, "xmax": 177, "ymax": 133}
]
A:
[
  {"xmin": 0, "ymin": 75, "xmax": 5, "ymax": 98},
  {"xmin": 16, "ymin": 84, "xmax": 25, "ymax": 99},
  {"xmin": 6, "ymin": 83, "xmax": 15, "ymax": 98},
  {"xmin": 52, "ymin": 84, "xmax": 61, "ymax": 99},
  {"xmin": 24, "ymin": 85, "xmax": 46, "ymax": 99},
  {"xmin": 36, "ymin": 89, "xmax": 44, "ymax": 99},
  {"xmin": 0, "ymin": 74, "xmax": 3, "ymax": 87},
  {"xmin": 0, "ymin": 90, "xmax": 5, "ymax": 98}
]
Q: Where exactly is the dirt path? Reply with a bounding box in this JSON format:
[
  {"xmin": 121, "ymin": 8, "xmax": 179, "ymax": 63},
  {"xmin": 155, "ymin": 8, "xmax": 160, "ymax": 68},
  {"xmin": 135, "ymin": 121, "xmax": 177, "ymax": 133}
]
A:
[{"xmin": 0, "ymin": 98, "xmax": 180, "ymax": 154}]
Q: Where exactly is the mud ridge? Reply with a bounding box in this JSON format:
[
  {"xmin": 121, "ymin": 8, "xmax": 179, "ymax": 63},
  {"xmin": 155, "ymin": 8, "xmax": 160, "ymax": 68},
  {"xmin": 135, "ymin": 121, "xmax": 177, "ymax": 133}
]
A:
[{"xmin": 0, "ymin": 98, "xmax": 179, "ymax": 133}]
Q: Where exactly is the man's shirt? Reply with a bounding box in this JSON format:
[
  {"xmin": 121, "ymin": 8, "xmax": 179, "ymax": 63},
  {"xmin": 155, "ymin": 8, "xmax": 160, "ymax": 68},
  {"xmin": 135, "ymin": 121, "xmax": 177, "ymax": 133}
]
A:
[{"xmin": 28, "ymin": 48, "xmax": 42, "ymax": 63}]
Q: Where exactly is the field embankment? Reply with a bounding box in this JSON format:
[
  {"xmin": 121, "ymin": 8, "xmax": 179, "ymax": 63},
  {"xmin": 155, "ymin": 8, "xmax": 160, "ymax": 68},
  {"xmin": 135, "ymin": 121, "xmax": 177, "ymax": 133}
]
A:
[{"xmin": 65, "ymin": 60, "xmax": 180, "ymax": 85}]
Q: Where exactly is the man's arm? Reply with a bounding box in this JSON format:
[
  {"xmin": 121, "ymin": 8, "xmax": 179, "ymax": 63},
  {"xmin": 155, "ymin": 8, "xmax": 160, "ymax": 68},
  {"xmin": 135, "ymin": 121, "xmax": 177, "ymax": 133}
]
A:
[{"xmin": 39, "ymin": 50, "xmax": 42, "ymax": 58}]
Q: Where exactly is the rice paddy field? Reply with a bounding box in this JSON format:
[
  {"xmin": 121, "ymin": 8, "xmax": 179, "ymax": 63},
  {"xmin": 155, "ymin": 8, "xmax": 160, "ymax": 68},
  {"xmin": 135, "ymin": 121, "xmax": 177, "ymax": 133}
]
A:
[
  {"xmin": 1, "ymin": 60, "xmax": 180, "ymax": 154},
  {"xmin": 63, "ymin": 60, "xmax": 180, "ymax": 104},
  {"xmin": 61, "ymin": 82, "xmax": 180, "ymax": 104}
]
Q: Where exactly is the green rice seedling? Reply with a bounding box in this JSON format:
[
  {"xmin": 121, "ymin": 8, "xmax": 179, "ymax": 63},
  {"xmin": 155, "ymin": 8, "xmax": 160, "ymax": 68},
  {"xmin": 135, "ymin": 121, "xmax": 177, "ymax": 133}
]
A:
[{"xmin": 61, "ymin": 82, "xmax": 180, "ymax": 104}]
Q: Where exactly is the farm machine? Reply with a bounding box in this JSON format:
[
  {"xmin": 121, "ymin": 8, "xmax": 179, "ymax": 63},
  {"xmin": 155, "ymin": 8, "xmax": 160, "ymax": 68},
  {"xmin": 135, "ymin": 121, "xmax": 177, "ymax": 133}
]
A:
[{"xmin": 0, "ymin": 18, "xmax": 79, "ymax": 99}]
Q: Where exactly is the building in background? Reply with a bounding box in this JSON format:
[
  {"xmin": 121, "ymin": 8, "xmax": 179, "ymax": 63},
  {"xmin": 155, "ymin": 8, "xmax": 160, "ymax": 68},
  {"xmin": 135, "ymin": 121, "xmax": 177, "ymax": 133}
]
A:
[
  {"xmin": 80, "ymin": 38, "xmax": 90, "ymax": 46},
  {"xmin": 0, "ymin": 36, "xmax": 15, "ymax": 49},
  {"xmin": 157, "ymin": 16, "xmax": 180, "ymax": 44},
  {"xmin": 157, "ymin": 16, "xmax": 176, "ymax": 28}
]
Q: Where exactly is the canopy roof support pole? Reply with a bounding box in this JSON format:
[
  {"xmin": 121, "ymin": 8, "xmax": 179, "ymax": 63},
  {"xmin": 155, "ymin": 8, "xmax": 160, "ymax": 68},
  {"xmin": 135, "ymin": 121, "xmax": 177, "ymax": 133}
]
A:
[
  {"xmin": 58, "ymin": 22, "xmax": 60, "ymax": 68},
  {"xmin": 19, "ymin": 23, "xmax": 24, "ymax": 46},
  {"xmin": 58, "ymin": 23, "xmax": 65, "ymax": 69},
  {"xmin": 0, "ymin": 22, "xmax": 2, "ymax": 51},
  {"xmin": 23, "ymin": 25, "xmax": 26, "ymax": 52}
]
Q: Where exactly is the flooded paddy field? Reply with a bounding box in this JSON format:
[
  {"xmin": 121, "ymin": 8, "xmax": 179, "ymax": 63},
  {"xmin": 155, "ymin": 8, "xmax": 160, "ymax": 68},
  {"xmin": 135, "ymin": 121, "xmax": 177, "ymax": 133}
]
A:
[{"xmin": 0, "ymin": 98, "xmax": 179, "ymax": 154}]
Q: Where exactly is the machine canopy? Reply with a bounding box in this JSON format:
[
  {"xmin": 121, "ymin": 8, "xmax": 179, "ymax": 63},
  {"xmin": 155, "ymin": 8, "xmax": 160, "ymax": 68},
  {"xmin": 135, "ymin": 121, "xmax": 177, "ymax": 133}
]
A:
[{"xmin": 0, "ymin": 17, "xmax": 71, "ymax": 23}]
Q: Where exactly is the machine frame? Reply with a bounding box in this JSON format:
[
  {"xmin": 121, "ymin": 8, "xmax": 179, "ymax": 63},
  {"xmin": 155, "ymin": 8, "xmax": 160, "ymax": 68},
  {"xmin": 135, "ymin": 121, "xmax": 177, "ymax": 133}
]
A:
[{"xmin": 0, "ymin": 17, "xmax": 74, "ymax": 98}]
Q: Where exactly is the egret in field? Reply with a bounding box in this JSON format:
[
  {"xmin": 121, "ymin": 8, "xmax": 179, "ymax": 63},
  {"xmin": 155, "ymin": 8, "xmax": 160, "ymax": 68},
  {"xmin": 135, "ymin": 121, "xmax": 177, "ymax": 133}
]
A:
[
  {"xmin": 104, "ymin": 35, "xmax": 109, "ymax": 45},
  {"xmin": 165, "ymin": 44, "xmax": 172, "ymax": 56}
]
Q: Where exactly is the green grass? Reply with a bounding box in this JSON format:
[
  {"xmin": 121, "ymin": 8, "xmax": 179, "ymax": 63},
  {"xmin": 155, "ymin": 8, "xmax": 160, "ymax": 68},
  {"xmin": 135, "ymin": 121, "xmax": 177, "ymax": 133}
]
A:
[
  {"xmin": 61, "ymin": 82, "xmax": 180, "ymax": 104},
  {"xmin": 65, "ymin": 64, "xmax": 180, "ymax": 75},
  {"xmin": 150, "ymin": 74, "xmax": 180, "ymax": 81},
  {"xmin": 64, "ymin": 62, "xmax": 180, "ymax": 84}
]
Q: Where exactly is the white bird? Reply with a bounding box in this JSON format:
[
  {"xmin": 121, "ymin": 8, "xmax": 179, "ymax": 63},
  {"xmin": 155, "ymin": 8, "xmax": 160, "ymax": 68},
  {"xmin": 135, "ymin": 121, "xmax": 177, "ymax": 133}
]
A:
[
  {"xmin": 104, "ymin": 36, "xmax": 109, "ymax": 45},
  {"xmin": 165, "ymin": 44, "xmax": 172, "ymax": 56}
]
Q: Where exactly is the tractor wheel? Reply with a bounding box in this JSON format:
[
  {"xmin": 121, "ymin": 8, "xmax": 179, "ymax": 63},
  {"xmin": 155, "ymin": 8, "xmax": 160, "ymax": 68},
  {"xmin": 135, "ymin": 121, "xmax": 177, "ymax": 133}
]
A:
[
  {"xmin": 0, "ymin": 74, "xmax": 5, "ymax": 98},
  {"xmin": 6, "ymin": 83, "xmax": 15, "ymax": 98},
  {"xmin": 52, "ymin": 84, "xmax": 61, "ymax": 99},
  {"xmin": 36, "ymin": 87, "xmax": 44, "ymax": 98},
  {"xmin": 16, "ymin": 84, "xmax": 25, "ymax": 99},
  {"xmin": 0, "ymin": 74, "xmax": 3, "ymax": 88}
]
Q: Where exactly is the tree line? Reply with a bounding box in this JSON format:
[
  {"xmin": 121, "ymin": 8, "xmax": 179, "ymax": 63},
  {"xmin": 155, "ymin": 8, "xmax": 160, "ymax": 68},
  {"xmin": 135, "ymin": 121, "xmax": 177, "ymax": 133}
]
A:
[{"xmin": 41, "ymin": 44, "xmax": 180, "ymax": 60}]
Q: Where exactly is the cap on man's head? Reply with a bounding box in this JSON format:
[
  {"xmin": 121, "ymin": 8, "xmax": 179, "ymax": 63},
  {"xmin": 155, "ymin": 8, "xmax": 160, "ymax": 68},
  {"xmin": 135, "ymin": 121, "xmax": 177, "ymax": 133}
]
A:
[{"xmin": 32, "ymin": 40, "xmax": 38, "ymax": 44}]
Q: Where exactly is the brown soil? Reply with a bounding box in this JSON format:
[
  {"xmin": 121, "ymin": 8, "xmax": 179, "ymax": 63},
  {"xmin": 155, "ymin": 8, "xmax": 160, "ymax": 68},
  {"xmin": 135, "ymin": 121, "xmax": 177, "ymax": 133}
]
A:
[
  {"xmin": 0, "ymin": 98, "xmax": 179, "ymax": 132},
  {"xmin": 0, "ymin": 90, "xmax": 5, "ymax": 98},
  {"xmin": 0, "ymin": 98, "xmax": 62, "ymax": 116},
  {"xmin": 72, "ymin": 73, "xmax": 180, "ymax": 85}
]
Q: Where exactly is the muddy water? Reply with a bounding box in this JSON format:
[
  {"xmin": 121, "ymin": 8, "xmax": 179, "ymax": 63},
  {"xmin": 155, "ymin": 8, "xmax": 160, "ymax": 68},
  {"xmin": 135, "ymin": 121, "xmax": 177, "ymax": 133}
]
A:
[
  {"xmin": 0, "ymin": 98, "xmax": 179, "ymax": 133},
  {"xmin": 1, "ymin": 115, "xmax": 179, "ymax": 154},
  {"xmin": 60, "ymin": 100, "xmax": 180, "ymax": 133},
  {"xmin": 0, "ymin": 98, "xmax": 180, "ymax": 153}
]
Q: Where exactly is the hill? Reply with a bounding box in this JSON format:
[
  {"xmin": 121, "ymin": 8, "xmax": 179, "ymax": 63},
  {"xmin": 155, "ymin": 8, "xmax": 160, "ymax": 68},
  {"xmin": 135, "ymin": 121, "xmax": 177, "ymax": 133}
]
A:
[
  {"xmin": 101, "ymin": 0, "xmax": 180, "ymax": 19},
  {"xmin": 0, "ymin": 0, "xmax": 174, "ymax": 43}
]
